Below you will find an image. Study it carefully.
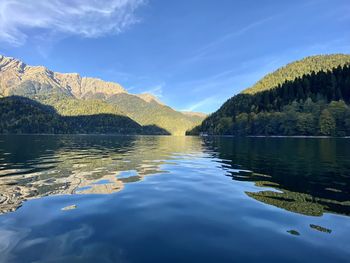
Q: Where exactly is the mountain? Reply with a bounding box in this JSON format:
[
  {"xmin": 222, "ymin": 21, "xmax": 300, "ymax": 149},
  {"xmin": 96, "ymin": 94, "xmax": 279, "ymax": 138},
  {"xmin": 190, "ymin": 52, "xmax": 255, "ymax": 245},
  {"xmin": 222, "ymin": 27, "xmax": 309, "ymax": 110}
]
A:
[
  {"xmin": 105, "ymin": 93, "xmax": 203, "ymax": 136},
  {"xmin": 0, "ymin": 55, "xmax": 126, "ymax": 98},
  {"xmin": 189, "ymin": 54, "xmax": 350, "ymax": 136},
  {"xmin": 0, "ymin": 96, "xmax": 170, "ymax": 134},
  {"xmin": 181, "ymin": 111, "xmax": 207, "ymax": 118},
  {"xmin": 137, "ymin": 93, "xmax": 164, "ymax": 105},
  {"xmin": 244, "ymin": 54, "xmax": 350, "ymax": 94},
  {"xmin": 0, "ymin": 55, "xmax": 204, "ymax": 135}
]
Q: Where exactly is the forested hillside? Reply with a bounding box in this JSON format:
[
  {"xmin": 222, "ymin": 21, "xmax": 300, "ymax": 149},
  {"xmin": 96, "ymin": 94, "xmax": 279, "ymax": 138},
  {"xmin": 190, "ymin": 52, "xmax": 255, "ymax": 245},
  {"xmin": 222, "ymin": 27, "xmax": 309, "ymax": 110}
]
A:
[
  {"xmin": 106, "ymin": 93, "xmax": 201, "ymax": 136},
  {"xmin": 189, "ymin": 60, "xmax": 350, "ymax": 137},
  {"xmin": 0, "ymin": 55, "xmax": 204, "ymax": 135},
  {"xmin": 244, "ymin": 54, "xmax": 350, "ymax": 94},
  {"xmin": 0, "ymin": 96, "xmax": 169, "ymax": 135}
]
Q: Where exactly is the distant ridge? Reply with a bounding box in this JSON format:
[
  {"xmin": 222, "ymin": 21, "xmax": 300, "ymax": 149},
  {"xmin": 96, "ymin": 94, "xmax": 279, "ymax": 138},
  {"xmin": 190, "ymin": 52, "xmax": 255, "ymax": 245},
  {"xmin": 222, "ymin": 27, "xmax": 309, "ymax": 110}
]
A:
[
  {"xmin": 137, "ymin": 93, "xmax": 164, "ymax": 105},
  {"xmin": 181, "ymin": 111, "xmax": 207, "ymax": 118}
]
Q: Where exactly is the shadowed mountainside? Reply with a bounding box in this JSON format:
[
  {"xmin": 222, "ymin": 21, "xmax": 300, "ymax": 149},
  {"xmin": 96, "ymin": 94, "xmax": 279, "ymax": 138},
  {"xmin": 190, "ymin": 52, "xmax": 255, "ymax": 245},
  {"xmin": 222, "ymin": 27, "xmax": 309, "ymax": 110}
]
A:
[{"xmin": 0, "ymin": 96, "xmax": 170, "ymax": 135}]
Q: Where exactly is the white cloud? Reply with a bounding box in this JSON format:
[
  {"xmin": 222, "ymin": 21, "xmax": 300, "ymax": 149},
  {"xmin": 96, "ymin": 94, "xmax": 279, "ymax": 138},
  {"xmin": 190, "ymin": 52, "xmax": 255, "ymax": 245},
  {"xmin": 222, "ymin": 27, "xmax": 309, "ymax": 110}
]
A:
[{"xmin": 0, "ymin": 0, "xmax": 145, "ymax": 46}]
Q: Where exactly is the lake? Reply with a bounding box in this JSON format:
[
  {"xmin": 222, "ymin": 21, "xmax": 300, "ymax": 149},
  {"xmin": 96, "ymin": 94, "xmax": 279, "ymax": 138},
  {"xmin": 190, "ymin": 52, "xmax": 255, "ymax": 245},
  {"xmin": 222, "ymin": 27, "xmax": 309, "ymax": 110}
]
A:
[{"xmin": 0, "ymin": 135, "xmax": 349, "ymax": 263}]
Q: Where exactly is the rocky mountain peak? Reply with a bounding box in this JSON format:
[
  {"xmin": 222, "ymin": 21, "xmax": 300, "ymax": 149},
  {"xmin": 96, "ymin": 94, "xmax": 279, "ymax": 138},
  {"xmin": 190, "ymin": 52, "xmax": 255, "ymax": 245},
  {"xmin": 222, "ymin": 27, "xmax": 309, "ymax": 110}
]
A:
[
  {"xmin": 0, "ymin": 55, "xmax": 127, "ymax": 98},
  {"xmin": 0, "ymin": 55, "xmax": 26, "ymax": 73}
]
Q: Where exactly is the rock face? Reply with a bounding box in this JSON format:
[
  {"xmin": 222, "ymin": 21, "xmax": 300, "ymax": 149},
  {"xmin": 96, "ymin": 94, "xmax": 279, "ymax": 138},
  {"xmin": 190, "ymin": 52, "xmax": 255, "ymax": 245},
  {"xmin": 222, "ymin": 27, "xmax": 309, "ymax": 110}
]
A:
[
  {"xmin": 0, "ymin": 55, "xmax": 126, "ymax": 98},
  {"xmin": 55, "ymin": 73, "xmax": 126, "ymax": 98}
]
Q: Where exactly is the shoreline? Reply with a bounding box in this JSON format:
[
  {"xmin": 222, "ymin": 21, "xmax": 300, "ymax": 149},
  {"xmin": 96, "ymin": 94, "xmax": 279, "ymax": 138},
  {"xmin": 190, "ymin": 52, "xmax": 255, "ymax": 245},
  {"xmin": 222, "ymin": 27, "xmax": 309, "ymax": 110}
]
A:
[
  {"xmin": 196, "ymin": 134, "xmax": 350, "ymax": 139},
  {"xmin": 0, "ymin": 133, "xmax": 348, "ymax": 139},
  {"xmin": 248, "ymin": 135, "xmax": 350, "ymax": 139},
  {"xmin": 0, "ymin": 133, "xmax": 173, "ymax": 137}
]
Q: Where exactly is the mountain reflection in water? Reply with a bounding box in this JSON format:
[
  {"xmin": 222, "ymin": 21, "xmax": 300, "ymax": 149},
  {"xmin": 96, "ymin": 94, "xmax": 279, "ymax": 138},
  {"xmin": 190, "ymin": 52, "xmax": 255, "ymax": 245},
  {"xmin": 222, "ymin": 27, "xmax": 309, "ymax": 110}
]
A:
[
  {"xmin": 0, "ymin": 135, "xmax": 202, "ymax": 214},
  {"xmin": 1, "ymin": 135, "xmax": 350, "ymax": 263},
  {"xmin": 202, "ymin": 137, "xmax": 350, "ymax": 217},
  {"xmin": 0, "ymin": 136, "xmax": 349, "ymax": 218}
]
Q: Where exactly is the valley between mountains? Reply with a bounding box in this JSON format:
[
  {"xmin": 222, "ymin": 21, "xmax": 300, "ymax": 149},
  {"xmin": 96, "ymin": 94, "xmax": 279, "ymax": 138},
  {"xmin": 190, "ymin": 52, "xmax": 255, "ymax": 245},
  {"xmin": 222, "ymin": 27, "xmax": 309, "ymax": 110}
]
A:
[{"xmin": 1, "ymin": 54, "xmax": 350, "ymax": 137}]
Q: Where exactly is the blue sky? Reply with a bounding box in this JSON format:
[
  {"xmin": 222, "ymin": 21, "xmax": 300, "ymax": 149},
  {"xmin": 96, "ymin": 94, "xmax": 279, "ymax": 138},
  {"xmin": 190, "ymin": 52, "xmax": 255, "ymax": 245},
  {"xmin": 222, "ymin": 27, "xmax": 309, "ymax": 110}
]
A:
[{"xmin": 0, "ymin": 0, "xmax": 349, "ymax": 113}]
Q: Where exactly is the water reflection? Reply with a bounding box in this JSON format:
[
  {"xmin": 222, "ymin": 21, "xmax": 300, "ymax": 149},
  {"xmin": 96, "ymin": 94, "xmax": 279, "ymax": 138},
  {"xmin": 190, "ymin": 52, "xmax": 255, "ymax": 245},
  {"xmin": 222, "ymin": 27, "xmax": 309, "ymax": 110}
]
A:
[
  {"xmin": 0, "ymin": 136, "xmax": 350, "ymax": 218},
  {"xmin": 1, "ymin": 135, "xmax": 350, "ymax": 262},
  {"xmin": 203, "ymin": 137, "xmax": 350, "ymax": 217},
  {"xmin": 0, "ymin": 135, "xmax": 203, "ymax": 214}
]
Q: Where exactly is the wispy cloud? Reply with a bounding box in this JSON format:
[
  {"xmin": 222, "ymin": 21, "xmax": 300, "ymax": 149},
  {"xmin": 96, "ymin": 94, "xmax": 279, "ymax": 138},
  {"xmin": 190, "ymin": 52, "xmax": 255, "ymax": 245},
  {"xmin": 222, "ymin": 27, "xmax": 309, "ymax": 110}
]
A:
[
  {"xmin": 183, "ymin": 15, "xmax": 279, "ymax": 65},
  {"xmin": 177, "ymin": 55, "xmax": 285, "ymax": 113},
  {"xmin": 0, "ymin": 0, "xmax": 145, "ymax": 46},
  {"xmin": 183, "ymin": 96, "xmax": 219, "ymax": 112},
  {"xmin": 178, "ymin": 55, "xmax": 282, "ymax": 93},
  {"xmin": 140, "ymin": 83, "xmax": 164, "ymax": 98},
  {"xmin": 200, "ymin": 16, "xmax": 277, "ymax": 54}
]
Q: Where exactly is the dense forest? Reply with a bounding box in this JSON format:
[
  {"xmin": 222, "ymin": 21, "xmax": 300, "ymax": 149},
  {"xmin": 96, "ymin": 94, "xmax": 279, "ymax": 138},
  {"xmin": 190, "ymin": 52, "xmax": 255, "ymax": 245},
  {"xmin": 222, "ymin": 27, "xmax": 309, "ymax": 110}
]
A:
[
  {"xmin": 27, "ymin": 93, "xmax": 201, "ymax": 136},
  {"xmin": 189, "ymin": 63, "xmax": 350, "ymax": 136},
  {"xmin": 0, "ymin": 96, "xmax": 169, "ymax": 135}
]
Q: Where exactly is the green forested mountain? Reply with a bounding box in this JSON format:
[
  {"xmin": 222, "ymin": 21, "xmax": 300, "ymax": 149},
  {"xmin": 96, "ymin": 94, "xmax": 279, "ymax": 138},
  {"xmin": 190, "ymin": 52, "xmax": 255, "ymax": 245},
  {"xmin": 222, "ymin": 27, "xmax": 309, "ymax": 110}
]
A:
[
  {"xmin": 189, "ymin": 55, "xmax": 350, "ymax": 136},
  {"xmin": 0, "ymin": 55, "xmax": 204, "ymax": 135},
  {"xmin": 244, "ymin": 54, "xmax": 350, "ymax": 94},
  {"xmin": 36, "ymin": 94, "xmax": 127, "ymax": 117},
  {"xmin": 0, "ymin": 96, "xmax": 169, "ymax": 134},
  {"xmin": 106, "ymin": 93, "xmax": 201, "ymax": 136}
]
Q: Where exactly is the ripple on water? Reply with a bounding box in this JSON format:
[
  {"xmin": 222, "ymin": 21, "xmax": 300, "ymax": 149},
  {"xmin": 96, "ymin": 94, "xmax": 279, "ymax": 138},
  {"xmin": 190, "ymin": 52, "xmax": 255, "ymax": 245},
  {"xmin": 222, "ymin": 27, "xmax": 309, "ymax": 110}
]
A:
[{"xmin": 0, "ymin": 135, "xmax": 349, "ymax": 263}]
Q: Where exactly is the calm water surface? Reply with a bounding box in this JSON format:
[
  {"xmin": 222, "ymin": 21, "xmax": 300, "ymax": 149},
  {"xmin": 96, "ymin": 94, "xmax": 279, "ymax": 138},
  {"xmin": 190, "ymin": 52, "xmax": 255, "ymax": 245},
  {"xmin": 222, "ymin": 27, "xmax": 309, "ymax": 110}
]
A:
[{"xmin": 0, "ymin": 135, "xmax": 349, "ymax": 263}]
